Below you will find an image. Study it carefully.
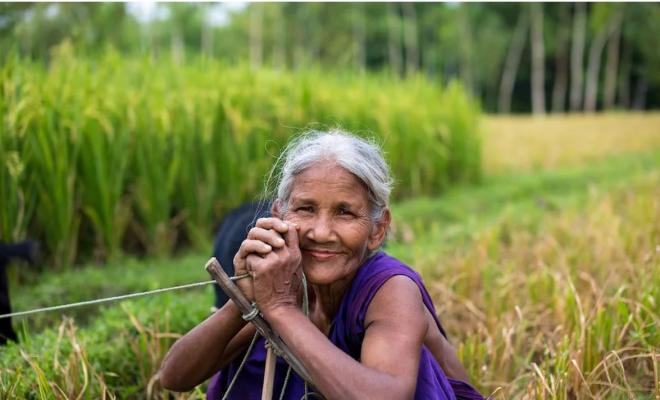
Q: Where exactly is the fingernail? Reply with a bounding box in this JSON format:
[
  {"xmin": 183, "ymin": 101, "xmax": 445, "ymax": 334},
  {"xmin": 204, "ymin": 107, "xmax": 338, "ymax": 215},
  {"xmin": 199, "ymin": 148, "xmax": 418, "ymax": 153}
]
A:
[
  {"xmin": 276, "ymin": 238, "xmax": 285, "ymax": 246},
  {"xmin": 265, "ymin": 244, "xmax": 272, "ymax": 251}
]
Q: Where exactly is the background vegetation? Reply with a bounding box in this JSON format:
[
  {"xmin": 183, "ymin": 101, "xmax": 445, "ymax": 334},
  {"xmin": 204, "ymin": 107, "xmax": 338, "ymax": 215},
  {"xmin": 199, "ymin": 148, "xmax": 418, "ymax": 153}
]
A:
[
  {"xmin": 1, "ymin": 2, "xmax": 659, "ymax": 113},
  {"xmin": 0, "ymin": 2, "xmax": 659, "ymax": 400},
  {"xmin": 2, "ymin": 117, "xmax": 658, "ymax": 399},
  {"xmin": 1, "ymin": 50, "xmax": 479, "ymax": 266}
]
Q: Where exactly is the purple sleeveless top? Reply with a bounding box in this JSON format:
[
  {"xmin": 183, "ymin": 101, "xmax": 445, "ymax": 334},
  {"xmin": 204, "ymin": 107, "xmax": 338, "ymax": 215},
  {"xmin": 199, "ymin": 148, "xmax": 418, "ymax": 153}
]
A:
[{"xmin": 207, "ymin": 252, "xmax": 484, "ymax": 400}]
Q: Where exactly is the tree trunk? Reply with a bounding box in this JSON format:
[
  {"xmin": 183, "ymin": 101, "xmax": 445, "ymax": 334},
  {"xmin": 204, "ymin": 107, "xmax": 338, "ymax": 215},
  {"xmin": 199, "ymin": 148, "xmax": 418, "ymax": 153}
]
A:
[
  {"xmin": 292, "ymin": 6, "xmax": 304, "ymax": 69},
  {"xmin": 498, "ymin": 9, "xmax": 529, "ymax": 114},
  {"xmin": 617, "ymin": 42, "xmax": 631, "ymax": 109},
  {"xmin": 603, "ymin": 12, "xmax": 622, "ymax": 110},
  {"xmin": 273, "ymin": 5, "xmax": 286, "ymax": 70},
  {"xmin": 552, "ymin": 4, "xmax": 570, "ymax": 113},
  {"xmin": 249, "ymin": 4, "xmax": 263, "ymax": 69},
  {"xmin": 387, "ymin": 3, "xmax": 403, "ymax": 78},
  {"xmin": 570, "ymin": 2, "xmax": 586, "ymax": 111},
  {"xmin": 353, "ymin": 3, "xmax": 366, "ymax": 73},
  {"xmin": 306, "ymin": 6, "xmax": 320, "ymax": 63},
  {"xmin": 201, "ymin": 6, "xmax": 213, "ymax": 58},
  {"xmin": 171, "ymin": 27, "xmax": 184, "ymax": 65},
  {"xmin": 530, "ymin": 3, "xmax": 546, "ymax": 115},
  {"xmin": 402, "ymin": 2, "xmax": 419, "ymax": 76},
  {"xmin": 583, "ymin": 15, "xmax": 617, "ymax": 112},
  {"xmin": 458, "ymin": 5, "xmax": 474, "ymax": 94},
  {"xmin": 632, "ymin": 78, "xmax": 648, "ymax": 110}
]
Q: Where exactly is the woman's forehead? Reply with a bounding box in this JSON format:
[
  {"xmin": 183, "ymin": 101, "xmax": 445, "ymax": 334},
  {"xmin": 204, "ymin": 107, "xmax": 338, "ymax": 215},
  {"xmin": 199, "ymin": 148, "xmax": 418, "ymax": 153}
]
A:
[{"xmin": 289, "ymin": 162, "xmax": 369, "ymax": 203}]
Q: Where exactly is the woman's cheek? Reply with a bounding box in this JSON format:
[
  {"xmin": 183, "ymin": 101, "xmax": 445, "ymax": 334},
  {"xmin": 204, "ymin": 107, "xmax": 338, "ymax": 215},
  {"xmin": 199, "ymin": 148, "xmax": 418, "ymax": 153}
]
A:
[{"xmin": 283, "ymin": 212, "xmax": 301, "ymax": 226}]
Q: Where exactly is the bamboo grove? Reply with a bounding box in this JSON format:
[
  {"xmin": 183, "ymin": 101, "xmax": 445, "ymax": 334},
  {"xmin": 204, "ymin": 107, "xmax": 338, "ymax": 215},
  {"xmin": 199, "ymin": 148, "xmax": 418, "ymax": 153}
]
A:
[{"xmin": 0, "ymin": 50, "xmax": 481, "ymax": 267}]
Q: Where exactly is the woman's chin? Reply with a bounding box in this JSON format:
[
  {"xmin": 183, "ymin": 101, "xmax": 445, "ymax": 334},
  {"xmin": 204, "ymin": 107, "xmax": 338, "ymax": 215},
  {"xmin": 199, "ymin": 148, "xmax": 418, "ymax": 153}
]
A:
[{"xmin": 302, "ymin": 261, "xmax": 341, "ymax": 285}]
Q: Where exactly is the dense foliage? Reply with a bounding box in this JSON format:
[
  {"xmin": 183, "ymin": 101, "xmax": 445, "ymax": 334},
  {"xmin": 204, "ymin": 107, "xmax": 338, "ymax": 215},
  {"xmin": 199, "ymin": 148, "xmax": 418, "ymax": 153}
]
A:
[
  {"xmin": 2, "ymin": 3, "xmax": 659, "ymax": 112},
  {"xmin": 0, "ymin": 50, "xmax": 480, "ymax": 266}
]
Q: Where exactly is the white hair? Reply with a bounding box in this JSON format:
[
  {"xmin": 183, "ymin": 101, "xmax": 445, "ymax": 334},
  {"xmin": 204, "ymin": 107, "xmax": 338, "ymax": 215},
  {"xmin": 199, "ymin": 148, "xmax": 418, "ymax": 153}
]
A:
[{"xmin": 267, "ymin": 129, "xmax": 393, "ymax": 222}]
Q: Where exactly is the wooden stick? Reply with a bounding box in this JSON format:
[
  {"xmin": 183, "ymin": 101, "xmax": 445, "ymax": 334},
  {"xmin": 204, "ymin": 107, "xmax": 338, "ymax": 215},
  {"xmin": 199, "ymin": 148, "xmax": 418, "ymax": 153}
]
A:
[
  {"xmin": 205, "ymin": 257, "xmax": 315, "ymax": 386},
  {"xmin": 262, "ymin": 344, "xmax": 277, "ymax": 400}
]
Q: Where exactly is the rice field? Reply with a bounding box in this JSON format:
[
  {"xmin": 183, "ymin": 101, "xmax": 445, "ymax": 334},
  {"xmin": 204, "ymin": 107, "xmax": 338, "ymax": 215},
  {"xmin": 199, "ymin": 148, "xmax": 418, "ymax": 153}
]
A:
[
  {"xmin": 1, "ymin": 105, "xmax": 659, "ymax": 396},
  {"xmin": 0, "ymin": 53, "xmax": 480, "ymax": 267},
  {"xmin": 483, "ymin": 112, "xmax": 660, "ymax": 173}
]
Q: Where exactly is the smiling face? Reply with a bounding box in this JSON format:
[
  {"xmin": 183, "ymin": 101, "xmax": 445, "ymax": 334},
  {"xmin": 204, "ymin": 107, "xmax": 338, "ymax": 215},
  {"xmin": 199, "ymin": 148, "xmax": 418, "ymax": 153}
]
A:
[{"xmin": 277, "ymin": 160, "xmax": 390, "ymax": 288}]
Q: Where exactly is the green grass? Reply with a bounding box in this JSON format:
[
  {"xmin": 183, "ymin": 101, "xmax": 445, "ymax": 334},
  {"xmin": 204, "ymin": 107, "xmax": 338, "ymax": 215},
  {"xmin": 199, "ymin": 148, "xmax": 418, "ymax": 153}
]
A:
[
  {"xmin": 389, "ymin": 149, "xmax": 660, "ymax": 272},
  {"xmin": 10, "ymin": 254, "xmax": 210, "ymax": 332},
  {"xmin": 2, "ymin": 292, "xmax": 211, "ymax": 398}
]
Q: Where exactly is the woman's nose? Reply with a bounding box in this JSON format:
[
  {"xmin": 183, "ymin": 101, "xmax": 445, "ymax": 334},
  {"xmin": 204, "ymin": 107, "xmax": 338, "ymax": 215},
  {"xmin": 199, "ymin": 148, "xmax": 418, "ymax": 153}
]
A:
[{"xmin": 307, "ymin": 213, "xmax": 334, "ymax": 242}]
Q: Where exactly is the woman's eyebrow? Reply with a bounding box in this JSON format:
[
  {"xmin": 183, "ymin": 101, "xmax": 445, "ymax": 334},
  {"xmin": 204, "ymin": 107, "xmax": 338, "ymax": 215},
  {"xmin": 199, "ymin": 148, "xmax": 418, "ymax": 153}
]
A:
[
  {"xmin": 290, "ymin": 196, "xmax": 317, "ymax": 205},
  {"xmin": 336, "ymin": 201, "xmax": 354, "ymax": 209}
]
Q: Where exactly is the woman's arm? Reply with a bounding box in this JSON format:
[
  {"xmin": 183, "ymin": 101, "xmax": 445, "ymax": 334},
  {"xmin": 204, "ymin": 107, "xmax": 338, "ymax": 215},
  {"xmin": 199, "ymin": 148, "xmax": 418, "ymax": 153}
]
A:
[
  {"xmin": 423, "ymin": 307, "xmax": 471, "ymax": 382},
  {"xmin": 264, "ymin": 275, "xmax": 428, "ymax": 400},
  {"xmin": 159, "ymin": 300, "xmax": 254, "ymax": 391},
  {"xmin": 159, "ymin": 218, "xmax": 282, "ymax": 391}
]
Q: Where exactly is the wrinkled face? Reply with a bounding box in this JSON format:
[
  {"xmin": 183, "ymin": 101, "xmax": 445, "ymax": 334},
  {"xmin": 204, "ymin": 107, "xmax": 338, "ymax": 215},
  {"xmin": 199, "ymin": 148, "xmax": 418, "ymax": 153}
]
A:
[{"xmin": 279, "ymin": 161, "xmax": 388, "ymax": 287}]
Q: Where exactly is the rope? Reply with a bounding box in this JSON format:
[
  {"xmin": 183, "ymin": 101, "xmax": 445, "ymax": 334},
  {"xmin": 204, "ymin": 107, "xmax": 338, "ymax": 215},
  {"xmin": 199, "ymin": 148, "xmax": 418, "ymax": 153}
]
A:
[
  {"xmin": 279, "ymin": 271, "xmax": 316, "ymax": 400},
  {"xmin": 0, "ymin": 277, "xmax": 251, "ymax": 320},
  {"xmin": 221, "ymin": 330, "xmax": 260, "ymax": 400},
  {"xmin": 241, "ymin": 302, "xmax": 260, "ymax": 322},
  {"xmin": 221, "ymin": 271, "xmax": 321, "ymax": 400}
]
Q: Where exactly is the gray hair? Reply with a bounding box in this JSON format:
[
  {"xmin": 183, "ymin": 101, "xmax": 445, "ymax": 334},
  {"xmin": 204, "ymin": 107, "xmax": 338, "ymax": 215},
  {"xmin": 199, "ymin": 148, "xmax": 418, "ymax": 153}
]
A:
[{"xmin": 267, "ymin": 129, "xmax": 393, "ymax": 223}]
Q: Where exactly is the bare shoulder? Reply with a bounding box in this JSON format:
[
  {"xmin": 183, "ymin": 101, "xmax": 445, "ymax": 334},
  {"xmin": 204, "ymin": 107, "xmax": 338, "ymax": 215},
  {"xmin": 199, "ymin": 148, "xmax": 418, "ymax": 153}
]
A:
[{"xmin": 364, "ymin": 275, "xmax": 426, "ymax": 330}]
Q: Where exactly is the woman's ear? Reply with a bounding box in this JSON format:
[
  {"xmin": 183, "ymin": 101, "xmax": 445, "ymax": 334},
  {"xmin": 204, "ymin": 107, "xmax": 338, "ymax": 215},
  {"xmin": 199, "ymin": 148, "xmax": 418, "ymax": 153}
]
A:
[
  {"xmin": 368, "ymin": 208, "xmax": 391, "ymax": 251},
  {"xmin": 271, "ymin": 199, "xmax": 282, "ymax": 219}
]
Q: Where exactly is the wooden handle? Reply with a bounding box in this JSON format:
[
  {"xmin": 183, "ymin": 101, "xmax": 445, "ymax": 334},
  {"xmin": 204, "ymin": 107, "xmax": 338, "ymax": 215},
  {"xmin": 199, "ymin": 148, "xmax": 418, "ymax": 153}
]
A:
[{"xmin": 205, "ymin": 257, "xmax": 315, "ymax": 386}]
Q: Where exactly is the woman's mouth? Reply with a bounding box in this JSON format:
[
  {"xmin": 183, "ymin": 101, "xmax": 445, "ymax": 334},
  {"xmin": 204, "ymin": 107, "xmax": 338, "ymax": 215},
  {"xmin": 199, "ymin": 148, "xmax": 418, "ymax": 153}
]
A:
[{"xmin": 305, "ymin": 249, "xmax": 341, "ymax": 261}]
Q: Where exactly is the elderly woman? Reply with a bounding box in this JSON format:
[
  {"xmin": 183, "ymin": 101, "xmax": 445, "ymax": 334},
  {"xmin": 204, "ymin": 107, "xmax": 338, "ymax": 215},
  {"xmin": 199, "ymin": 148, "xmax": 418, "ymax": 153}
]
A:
[{"xmin": 160, "ymin": 131, "xmax": 483, "ymax": 399}]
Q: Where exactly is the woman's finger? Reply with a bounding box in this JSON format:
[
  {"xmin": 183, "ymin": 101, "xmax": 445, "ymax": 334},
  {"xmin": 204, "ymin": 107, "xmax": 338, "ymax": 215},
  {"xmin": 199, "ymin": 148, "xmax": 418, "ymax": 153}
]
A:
[
  {"xmin": 246, "ymin": 250, "xmax": 278, "ymax": 275},
  {"xmin": 282, "ymin": 222, "xmax": 300, "ymax": 251},
  {"xmin": 235, "ymin": 239, "xmax": 273, "ymax": 261},
  {"xmin": 255, "ymin": 217, "xmax": 289, "ymax": 234},
  {"xmin": 247, "ymin": 227, "xmax": 286, "ymax": 249}
]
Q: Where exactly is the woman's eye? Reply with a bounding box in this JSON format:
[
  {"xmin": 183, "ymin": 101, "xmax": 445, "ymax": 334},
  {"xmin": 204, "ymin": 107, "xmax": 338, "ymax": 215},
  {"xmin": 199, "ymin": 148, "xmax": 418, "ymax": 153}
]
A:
[
  {"xmin": 295, "ymin": 206, "xmax": 313, "ymax": 213},
  {"xmin": 337, "ymin": 208, "xmax": 353, "ymax": 216}
]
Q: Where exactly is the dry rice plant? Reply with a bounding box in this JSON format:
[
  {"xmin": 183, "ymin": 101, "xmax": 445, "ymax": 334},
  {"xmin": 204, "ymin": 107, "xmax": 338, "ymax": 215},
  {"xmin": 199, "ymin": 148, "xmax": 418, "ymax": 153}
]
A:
[
  {"xmin": 424, "ymin": 172, "xmax": 660, "ymax": 398},
  {"xmin": 483, "ymin": 113, "xmax": 660, "ymax": 173}
]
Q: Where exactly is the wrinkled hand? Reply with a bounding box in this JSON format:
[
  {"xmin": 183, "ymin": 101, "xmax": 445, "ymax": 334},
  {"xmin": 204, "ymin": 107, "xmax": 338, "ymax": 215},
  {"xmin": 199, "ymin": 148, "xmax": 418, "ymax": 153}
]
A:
[{"xmin": 233, "ymin": 218, "xmax": 303, "ymax": 317}]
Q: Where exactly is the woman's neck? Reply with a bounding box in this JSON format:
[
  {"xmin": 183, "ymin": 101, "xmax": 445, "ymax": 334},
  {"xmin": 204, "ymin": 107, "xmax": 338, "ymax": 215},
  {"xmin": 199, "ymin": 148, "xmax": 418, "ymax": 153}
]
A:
[{"xmin": 309, "ymin": 275, "xmax": 354, "ymax": 334}]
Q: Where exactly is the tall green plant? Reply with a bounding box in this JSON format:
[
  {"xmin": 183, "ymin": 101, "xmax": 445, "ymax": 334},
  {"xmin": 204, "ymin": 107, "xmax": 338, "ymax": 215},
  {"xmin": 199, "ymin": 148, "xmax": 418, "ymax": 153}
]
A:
[
  {"xmin": 0, "ymin": 58, "xmax": 35, "ymax": 242},
  {"xmin": 2, "ymin": 54, "xmax": 481, "ymax": 266},
  {"xmin": 173, "ymin": 101, "xmax": 218, "ymax": 250},
  {"xmin": 132, "ymin": 116, "xmax": 181, "ymax": 257},
  {"xmin": 25, "ymin": 109, "xmax": 80, "ymax": 268},
  {"xmin": 78, "ymin": 114, "xmax": 131, "ymax": 261}
]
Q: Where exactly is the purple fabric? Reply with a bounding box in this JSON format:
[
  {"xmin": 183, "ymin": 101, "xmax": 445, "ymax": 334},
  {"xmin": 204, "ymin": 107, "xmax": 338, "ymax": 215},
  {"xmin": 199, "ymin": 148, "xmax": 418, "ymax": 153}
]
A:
[{"xmin": 207, "ymin": 252, "xmax": 484, "ymax": 400}]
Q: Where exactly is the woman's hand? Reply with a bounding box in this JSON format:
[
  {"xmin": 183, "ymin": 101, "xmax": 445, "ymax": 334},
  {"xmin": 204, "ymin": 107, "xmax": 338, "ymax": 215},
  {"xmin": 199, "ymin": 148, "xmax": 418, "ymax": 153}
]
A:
[
  {"xmin": 233, "ymin": 217, "xmax": 302, "ymax": 310},
  {"xmin": 242, "ymin": 217, "xmax": 303, "ymax": 319}
]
